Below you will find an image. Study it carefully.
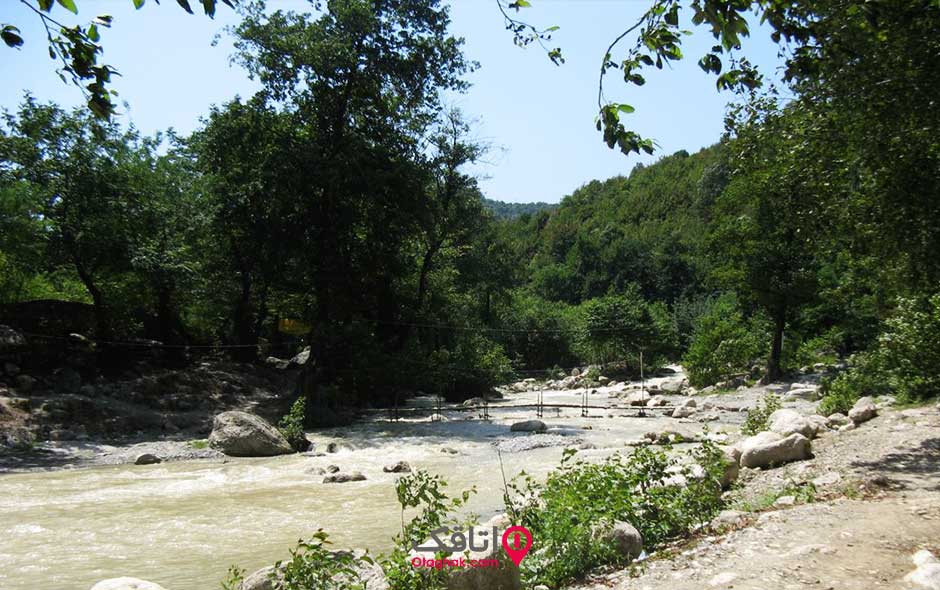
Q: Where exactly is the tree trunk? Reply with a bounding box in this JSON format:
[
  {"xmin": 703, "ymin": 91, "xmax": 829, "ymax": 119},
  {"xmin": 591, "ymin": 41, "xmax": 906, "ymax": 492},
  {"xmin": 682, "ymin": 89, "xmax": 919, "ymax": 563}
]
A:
[
  {"xmin": 232, "ymin": 269, "xmax": 258, "ymax": 362},
  {"xmin": 764, "ymin": 304, "xmax": 787, "ymax": 383}
]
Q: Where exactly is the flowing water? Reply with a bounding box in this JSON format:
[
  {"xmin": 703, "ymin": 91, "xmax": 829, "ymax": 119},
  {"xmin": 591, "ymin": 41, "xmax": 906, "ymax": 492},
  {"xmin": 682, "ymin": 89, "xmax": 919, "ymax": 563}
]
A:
[{"xmin": 0, "ymin": 378, "xmax": 692, "ymax": 590}]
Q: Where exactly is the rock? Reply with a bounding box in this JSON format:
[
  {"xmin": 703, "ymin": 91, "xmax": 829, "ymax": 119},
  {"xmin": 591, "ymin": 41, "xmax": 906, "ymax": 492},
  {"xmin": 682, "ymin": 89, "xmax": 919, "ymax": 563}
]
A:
[
  {"xmin": 8, "ymin": 397, "xmax": 30, "ymax": 411},
  {"xmin": 289, "ymin": 347, "xmax": 311, "ymax": 367},
  {"xmin": 720, "ymin": 450, "xmax": 740, "ymax": 489},
  {"xmin": 0, "ymin": 325, "xmax": 26, "ymax": 351},
  {"xmin": 826, "ymin": 412, "xmax": 850, "ymax": 428},
  {"xmin": 848, "ymin": 396, "xmax": 877, "ymax": 424},
  {"xmin": 774, "ymin": 495, "xmax": 796, "ymax": 507},
  {"xmin": 786, "ymin": 388, "xmax": 819, "ymax": 401},
  {"xmin": 264, "ymin": 356, "xmax": 290, "ymax": 370},
  {"xmin": 134, "ymin": 453, "xmax": 162, "ymax": 466},
  {"xmin": 90, "ymin": 578, "xmax": 167, "ymax": 590},
  {"xmin": 710, "ymin": 510, "xmax": 747, "ymax": 529},
  {"xmin": 510, "ymin": 420, "xmax": 546, "ymax": 432},
  {"xmin": 13, "ymin": 374, "xmax": 36, "ymax": 392},
  {"xmin": 325, "ymin": 464, "xmax": 340, "ymax": 473},
  {"xmin": 594, "ymin": 521, "xmax": 643, "ymax": 561},
  {"xmin": 429, "ymin": 413, "xmax": 449, "ymax": 422},
  {"xmin": 323, "ymin": 471, "xmax": 367, "ymax": 483},
  {"xmin": 738, "ymin": 432, "xmax": 812, "ymax": 469},
  {"xmin": 326, "ymin": 442, "xmax": 339, "ymax": 453},
  {"xmin": 208, "ymin": 411, "xmax": 295, "ymax": 457},
  {"xmin": 240, "ymin": 566, "xmax": 279, "ymax": 590},
  {"xmin": 462, "ymin": 397, "xmax": 484, "ymax": 407},
  {"xmin": 875, "ymin": 395, "xmax": 897, "ymax": 408},
  {"xmin": 769, "ymin": 409, "xmax": 820, "ymax": 439},
  {"xmin": 646, "ymin": 396, "xmax": 668, "ymax": 407},
  {"xmin": 383, "ymin": 461, "xmax": 412, "ymax": 473},
  {"xmin": 708, "ymin": 572, "xmax": 738, "ymax": 587},
  {"xmin": 441, "ymin": 447, "xmax": 459, "ymax": 454},
  {"xmin": 904, "ymin": 550, "xmax": 940, "ymax": 590},
  {"xmin": 597, "ymin": 376, "xmax": 610, "ymax": 385},
  {"xmin": 672, "ymin": 404, "xmax": 697, "ymax": 419},
  {"xmin": 839, "ymin": 422, "xmax": 856, "ymax": 432},
  {"xmin": 3, "ymin": 362, "xmax": 20, "ymax": 376},
  {"xmin": 625, "ymin": 391, "xmax": 651, "ymax": 406},
  {"xmin": 812, "ymin": 471, "xmax": 842, "ymax": 487},
  {"xmin": 571, "ymin": 368, "xmax": 581, "ymax": 377}
]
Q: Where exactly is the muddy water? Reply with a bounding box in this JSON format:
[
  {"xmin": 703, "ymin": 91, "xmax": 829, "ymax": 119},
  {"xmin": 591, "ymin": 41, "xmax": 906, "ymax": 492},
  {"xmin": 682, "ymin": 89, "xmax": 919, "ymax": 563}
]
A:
[{"xmin": 0, "ymin": 379, "xmax": 693, "ymax": 590}]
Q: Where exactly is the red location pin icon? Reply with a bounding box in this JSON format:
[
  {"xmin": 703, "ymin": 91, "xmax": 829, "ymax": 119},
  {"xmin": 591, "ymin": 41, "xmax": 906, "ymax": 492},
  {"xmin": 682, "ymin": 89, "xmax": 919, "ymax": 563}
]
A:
[{"xmin": 501, "ymin": 526, "xmax": 533, "ymax": 566}]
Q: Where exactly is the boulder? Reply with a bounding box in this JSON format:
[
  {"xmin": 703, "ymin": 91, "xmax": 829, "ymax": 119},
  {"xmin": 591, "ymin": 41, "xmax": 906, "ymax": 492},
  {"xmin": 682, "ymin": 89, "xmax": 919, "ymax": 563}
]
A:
[
  {"xmin": 241, "ymin": 566, "xmax": 279, "ymax": 590},
  {"xmin": 904, "ymin": 550, "xmax": 940, "ymax": 590},
  {"xmin": 510, "ymin": 420, "xmax": 546, "ymax": 432},
  {"xmin": 719, "ymin": 450, "xmax": 740, "ymax": 489},
  {"xmin": 646, "ymin": 396, "xmax": 668, "ymax": 407},
  {"xmin": 264, "ymin": 357, "xmax": 290, "ymax": 370},
  {"xmin": 625, "ymin": 391, "xmax": 651, "ymax": 406},
  {"xmin": 134, "ymin": 453, "xmax": 162, "ymax": 466},
  {"xmin": 739, "ymin": 432, "xmax": 812, "ymax": 469},
  {"xmin": 323, "ymin": 472, "xmax": 366, "ymax": 483},
  {"xmin": 826, "ymin": 413, "xmax": 850, "ymax": 428},
  {"xmin": 671, "ymin": 399, "xmax": 697, "ymax": 419},
  {"xmin": 208, "ymin": 411, "xmax": 295, "ymax": 457},
  {"xmin": 593, "ymin": 521, "xmax": 642, "ymax": 561},
  {"xmin": 848, "ymin": 396, "xmax": 877, "ymax": 424},
  {"xmin": 383, "ymin": 461, "xmax": 412, "ymax": 473},
  {"xmin": 462, "ymin": 397, "xmax": 484, "ymax": 407},
  {"xmin": 0, "ymin": 325, "xmax": 26, "ymax": 351},
  {"xmin": 786, "ymin": 388, "xmax": 819, "ymax": 401},
  {"xmin": 710, "ymin": 510, "xmax": 747, "ymax": 529},
  {"xmin": 289, "ymin": 347, "xmax": 311, "ymax": 367},
  {"xmin": 90, "ymin": 578, "xmax": 167, "ymax": 590},
  {"xmin": 769, "ymin": 409, "xmax": 820, "ymax": 439}
]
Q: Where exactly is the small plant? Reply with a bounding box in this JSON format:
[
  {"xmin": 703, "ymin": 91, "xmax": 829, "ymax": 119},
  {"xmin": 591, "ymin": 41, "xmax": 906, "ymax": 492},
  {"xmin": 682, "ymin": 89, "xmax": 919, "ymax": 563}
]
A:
[
  {"xmin": 741, "ymin": 393, "xmax": 782, "ymax": 435},
  {"xmin": 279, "ymin": 396, "xmax": 310, "ymax": 452},
  {"xmin": 738, "ymin": 481, "xmax": 816, "ymax": 512},
  {"xmin": 219, "ymin": 565, "xmax": 244, "ymax": 590},
  {"xmin": 277, "ymin": 530, "xmax": 372, "ymax": 590},
  {"xmin": 188, "ymin": 439, "xmax": 210, "ymax": 450}
]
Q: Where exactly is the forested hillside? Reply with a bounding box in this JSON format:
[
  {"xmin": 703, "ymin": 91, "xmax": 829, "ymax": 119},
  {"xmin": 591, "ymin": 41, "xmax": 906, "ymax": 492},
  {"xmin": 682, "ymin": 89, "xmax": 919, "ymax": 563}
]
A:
[{"xmin": 481, "ymin": 197, "xmax": 556, "ymax": 220}]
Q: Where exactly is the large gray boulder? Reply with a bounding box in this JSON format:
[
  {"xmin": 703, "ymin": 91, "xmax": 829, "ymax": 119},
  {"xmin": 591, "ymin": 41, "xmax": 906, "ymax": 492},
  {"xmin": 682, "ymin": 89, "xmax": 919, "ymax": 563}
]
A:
[
  {"xmin": 848, "ymin": 396, "xmax": 878, "ymax": 424},
  {"xmin": 510, "ymin": 420, "xmax": 546, "ymax": 432},
  {"xmin": 769, "ymin": 409, "xmax": 820, "ymax": 439},
  {"xmin": 240, "ymin": 566, "xmax": 278, "ymax": 590},
  {"xmin": 90, "ymin": 578, "xmax": 167, "ymax": 590},
  {"xmin": 208, "ymin": 411, "xmax": 294, "ymax": 457},
  {"xmin": 739, "ymin": 432, "xmax": 812, "ymax": 469},
  {"xmin": 593, "ymin": 521, "xmax": 643, "ymax": 561},
  {"xmin": 323, "ymin": 471, "xmax": 367, "ymax": 483}
]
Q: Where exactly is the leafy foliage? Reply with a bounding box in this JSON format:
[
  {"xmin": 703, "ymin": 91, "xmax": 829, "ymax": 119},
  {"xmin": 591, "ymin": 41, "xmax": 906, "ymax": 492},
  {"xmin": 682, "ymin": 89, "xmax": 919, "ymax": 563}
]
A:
[
  {"xmin": 683, "ymin": 294, "xmax": 766, "ymax": 387},
  {"xmin": 505, "ymin": 442, "xmax": 727, "ymax": 588},
  {"xmin": 741, "ymin": 393, "xmax": 782, "ymax": 436},
  {"xmin": 278, "ymin": 396, "xmax": 308, "ymax": 453}
]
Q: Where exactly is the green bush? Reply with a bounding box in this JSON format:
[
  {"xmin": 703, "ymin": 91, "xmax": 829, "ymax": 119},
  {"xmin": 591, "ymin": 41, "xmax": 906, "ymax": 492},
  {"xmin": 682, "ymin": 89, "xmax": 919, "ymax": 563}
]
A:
[
  {"xmin": 505, "ymin": 442, "xmax": 727, "ymax": 588},
  {"xmin": 278, "ymin": 396, "xmax": 309, "ymax": 452},
  {"xmin": 818, "ymin": 293, "xmax": 940, "ymax": 413},
  {"xmin": 742, "ymin": 393, "xmax": 782, "ymax": 436},
  {"xmin": 683, "ymin": 294, "xmax": 767, "ymax": 387}
]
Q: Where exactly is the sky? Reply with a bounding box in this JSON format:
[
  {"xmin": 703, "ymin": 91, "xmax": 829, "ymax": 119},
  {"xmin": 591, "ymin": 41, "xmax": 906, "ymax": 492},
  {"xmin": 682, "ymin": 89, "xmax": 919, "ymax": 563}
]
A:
[{"xmin": 0, "ymin": 0, "xmax": 785, "ymax": 204}]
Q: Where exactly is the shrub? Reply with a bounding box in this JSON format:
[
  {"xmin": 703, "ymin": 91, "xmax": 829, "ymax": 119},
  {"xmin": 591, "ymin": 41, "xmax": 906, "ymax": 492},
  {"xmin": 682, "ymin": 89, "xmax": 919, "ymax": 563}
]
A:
[
  {"xmin": 683, "ymin": 294, "xmax": 767, "ymax": 387},
  {"xmin": 818, "ymin": 292, "xmax": 940, "ymax": 412},
  {"xmin": 741, "ymin": 393, "xmax": 782, "ymax": 436},
  {"xmin": 278, "ymin": 396, "xmax": 310, "ymax": 452},
  {"xmin": 505, "ymin": 442, "xmax": 727, "ymax": 588}
]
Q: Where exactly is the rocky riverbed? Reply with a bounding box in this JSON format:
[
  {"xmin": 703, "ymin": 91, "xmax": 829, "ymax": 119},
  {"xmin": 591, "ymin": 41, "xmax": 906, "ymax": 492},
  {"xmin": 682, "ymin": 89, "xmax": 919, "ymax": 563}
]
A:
[{"xmin": 2, "ymin": 362, "xmax": 939, "ymax": 590}]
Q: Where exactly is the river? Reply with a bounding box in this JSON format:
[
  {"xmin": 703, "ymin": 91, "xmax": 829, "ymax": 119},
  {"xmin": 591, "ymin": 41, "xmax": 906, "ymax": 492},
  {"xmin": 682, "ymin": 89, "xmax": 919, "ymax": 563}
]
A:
[{"xmin": 0, "ymin": 375, "xmax": 695, "ymax": 590}]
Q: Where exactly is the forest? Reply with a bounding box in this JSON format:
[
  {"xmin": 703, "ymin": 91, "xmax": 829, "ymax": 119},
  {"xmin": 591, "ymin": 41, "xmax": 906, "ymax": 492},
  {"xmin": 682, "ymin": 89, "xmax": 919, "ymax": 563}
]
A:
[{"xmin": 2, "ymin": 0, "xmax": 939, "ymax": 424}]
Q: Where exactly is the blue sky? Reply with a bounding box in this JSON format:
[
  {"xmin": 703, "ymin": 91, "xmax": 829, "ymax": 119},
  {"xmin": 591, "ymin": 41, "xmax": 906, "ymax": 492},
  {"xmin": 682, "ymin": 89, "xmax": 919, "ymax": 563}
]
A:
[{"xmin": 0, "ymin": 0, "xmax": 784, "ymax": 203}]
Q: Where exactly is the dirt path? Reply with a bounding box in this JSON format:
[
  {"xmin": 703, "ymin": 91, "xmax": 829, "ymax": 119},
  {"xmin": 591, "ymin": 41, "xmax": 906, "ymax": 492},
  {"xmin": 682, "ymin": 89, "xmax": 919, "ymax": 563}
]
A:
[{"xmin": 574, "ymin": 403, "xmax": 940, "ymax": 590}]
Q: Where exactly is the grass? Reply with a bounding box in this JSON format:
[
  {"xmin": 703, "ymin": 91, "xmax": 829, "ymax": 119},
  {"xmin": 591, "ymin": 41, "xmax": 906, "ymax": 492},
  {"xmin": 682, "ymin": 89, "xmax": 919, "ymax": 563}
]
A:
[
  {"xmin": 188, "ymin": 439, "xmax": 210, "ymax": 449},
  {"xmin": 733, "ymin": 480, "xmax": 817, "ymax": 512}
]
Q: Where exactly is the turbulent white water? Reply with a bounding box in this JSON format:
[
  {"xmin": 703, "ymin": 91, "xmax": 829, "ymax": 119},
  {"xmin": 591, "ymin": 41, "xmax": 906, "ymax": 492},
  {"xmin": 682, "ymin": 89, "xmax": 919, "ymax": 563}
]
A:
[{"xmin": 0, "ymin": 378, "xmax": 694, "ymax": 590}]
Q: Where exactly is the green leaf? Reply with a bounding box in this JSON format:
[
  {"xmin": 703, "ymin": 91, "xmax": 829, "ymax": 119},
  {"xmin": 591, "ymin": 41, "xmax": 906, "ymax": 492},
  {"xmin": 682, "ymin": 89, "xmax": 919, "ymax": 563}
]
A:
[
  {"xmin": 133, "ymin": 0, "xmax": 146, "ymax": 9},
  {"xmin": 616, "ymin": 104, "xmax": 635, "ymax": 114},
  {"xmin": 201, "ymin": 0, "xmax": 216, "ymax": 17},
  {"xmin": 56, "ymin": 0, "xmax": 78, "ymax": 14},
  {"xmin": 176, "ymin": 0, "xmax": 194, "ymax": 13},
  {"xmin": 87, "ymin": 24, "xmax": 99, "ymax": 42},
  {"xmin": 38, "ymin": 0, "xmax": 54, "ymax": 11},
  {"xmin": 545, "ymin": 26, "xmax": 560, "ymax": 33},
  {"xmin": 2, "ymin": 29, "xmax": 24, "ymax": 48}
]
